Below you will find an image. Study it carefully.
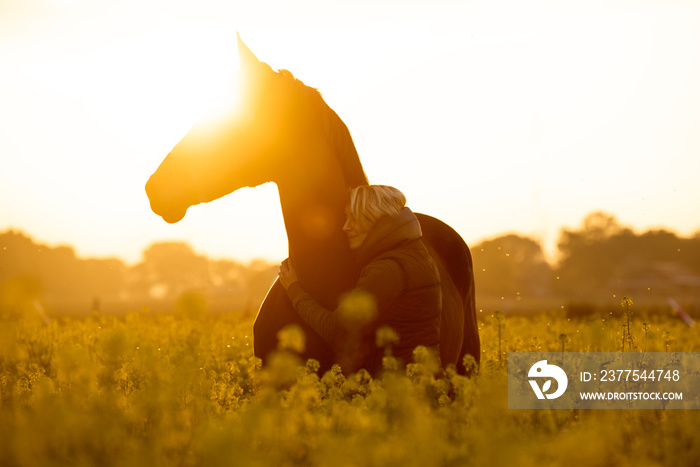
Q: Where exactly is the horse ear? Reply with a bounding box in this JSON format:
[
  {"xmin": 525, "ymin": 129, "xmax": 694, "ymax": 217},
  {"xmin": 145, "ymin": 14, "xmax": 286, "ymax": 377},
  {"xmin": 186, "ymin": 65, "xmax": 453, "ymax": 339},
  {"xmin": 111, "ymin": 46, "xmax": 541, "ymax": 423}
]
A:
[{"xmin": 237, "ymin": 33, "xmax": 261, "ymax": 70}]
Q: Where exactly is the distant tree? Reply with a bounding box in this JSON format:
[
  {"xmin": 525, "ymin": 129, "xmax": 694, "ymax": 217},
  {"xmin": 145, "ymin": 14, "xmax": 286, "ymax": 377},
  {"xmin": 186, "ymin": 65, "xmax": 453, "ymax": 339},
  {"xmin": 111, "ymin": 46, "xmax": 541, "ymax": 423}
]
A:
[
  {"xmin": 472, "ymin": 234, "xmax": 552, "ymax": 298},
  {"xmin": 0, "ymin": 230, "xmax": 44, "ymax": 282},
  {"xmin": 555, "ymin": 212, "xmax": 632, "ymax": 298},
  {"xmin": 129, "ymin": 242, "xmax": 211, "ymax": 299},
  {"xmin": 0, "ymin": 230, "xmax": 283, "ymax": 316},
  {"xmin": 208, "ymin": 259, "xmax": 246, "ymax": 290},
  {"xmin": 555, "ymin": 212, "xmax": 700, "ymax": 302},
  {"xmin": 683, "ymin": 231, "xmax": 700, "ymax": 273},
  {"xmin": 0, "ymin": 230, "xmax": 127, "ymax": 314}
]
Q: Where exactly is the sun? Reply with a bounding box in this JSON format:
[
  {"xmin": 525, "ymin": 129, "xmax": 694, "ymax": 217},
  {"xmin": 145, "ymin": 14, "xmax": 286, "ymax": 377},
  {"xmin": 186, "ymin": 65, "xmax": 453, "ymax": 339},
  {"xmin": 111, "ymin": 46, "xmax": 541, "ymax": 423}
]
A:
[{"xmin": 195, "ymin": 72, "xmax": 246, "ymax": 131}]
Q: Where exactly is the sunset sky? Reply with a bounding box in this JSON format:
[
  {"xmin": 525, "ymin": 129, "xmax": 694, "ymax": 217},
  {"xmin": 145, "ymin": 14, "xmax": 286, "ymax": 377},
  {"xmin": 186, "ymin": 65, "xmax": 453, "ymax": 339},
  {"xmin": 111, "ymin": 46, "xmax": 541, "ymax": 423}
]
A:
[{"xmin": 2, "ymin": 0, "xmax": 700, "ymax": 264}]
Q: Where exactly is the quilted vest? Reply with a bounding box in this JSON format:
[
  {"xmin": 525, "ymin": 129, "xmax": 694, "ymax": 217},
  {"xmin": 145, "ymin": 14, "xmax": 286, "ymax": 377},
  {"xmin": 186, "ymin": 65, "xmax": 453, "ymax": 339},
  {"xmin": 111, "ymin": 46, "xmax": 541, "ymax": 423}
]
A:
[{"xmin": 357, "ymin": 207, "xmax": 442, "ymax": 371}]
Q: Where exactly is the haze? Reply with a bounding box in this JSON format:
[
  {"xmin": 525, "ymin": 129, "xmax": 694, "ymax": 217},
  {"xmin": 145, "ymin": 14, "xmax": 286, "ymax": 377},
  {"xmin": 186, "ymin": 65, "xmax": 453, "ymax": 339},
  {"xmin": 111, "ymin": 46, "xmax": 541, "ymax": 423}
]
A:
[{"xmin": 2, "ymin": 0, "xmax": 699, "ymax": 264}]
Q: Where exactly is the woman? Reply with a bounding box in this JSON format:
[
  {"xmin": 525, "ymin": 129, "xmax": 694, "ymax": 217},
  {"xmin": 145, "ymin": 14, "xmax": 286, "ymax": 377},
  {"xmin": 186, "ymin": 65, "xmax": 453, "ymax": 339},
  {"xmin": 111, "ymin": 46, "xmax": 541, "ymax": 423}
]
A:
[{"xmin": 278, "ymin": 185, "xmax": 442, "ymax": 375}]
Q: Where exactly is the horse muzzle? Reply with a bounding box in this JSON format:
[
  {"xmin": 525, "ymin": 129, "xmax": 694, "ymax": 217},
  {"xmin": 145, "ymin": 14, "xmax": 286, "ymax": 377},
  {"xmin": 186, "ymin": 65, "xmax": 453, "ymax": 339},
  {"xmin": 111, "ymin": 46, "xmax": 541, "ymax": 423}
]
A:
[{"xmin": 145, "ymin": 176, "xmax": 190, "ymax": 224}]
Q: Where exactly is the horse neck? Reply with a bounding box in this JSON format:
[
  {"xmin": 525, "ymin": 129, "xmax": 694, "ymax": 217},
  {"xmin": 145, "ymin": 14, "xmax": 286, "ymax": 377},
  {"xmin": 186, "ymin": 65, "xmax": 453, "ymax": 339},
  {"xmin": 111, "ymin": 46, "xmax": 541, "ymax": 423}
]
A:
[{"xmin": 276, "ymin": 140, "xmax": 359, "ymax": 306}]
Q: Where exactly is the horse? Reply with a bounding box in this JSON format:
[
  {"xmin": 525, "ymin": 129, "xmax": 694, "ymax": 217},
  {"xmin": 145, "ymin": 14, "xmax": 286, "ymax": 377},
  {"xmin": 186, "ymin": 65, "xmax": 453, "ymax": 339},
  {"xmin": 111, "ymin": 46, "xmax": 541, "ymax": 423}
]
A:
[{"xmin": 145, "ymin": 35, "xmax": 480, "ymax": 375}]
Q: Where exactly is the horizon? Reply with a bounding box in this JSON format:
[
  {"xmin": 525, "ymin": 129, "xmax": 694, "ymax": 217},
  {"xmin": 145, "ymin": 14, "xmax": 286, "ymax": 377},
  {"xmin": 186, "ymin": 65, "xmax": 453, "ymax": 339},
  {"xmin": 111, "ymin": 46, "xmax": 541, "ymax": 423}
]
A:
[
  {"xmin": 2, "ymin": 1, "xmax": 700, "ymax": 265},
  {"xmin": 3, "ymin": 209, "xmax": 696, "ymax": 267}
]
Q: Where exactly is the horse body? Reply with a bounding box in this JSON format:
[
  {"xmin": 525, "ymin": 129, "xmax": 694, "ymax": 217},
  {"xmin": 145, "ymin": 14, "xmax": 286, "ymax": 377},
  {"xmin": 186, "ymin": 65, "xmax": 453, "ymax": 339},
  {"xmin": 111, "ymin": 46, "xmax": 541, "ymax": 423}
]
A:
[
  {"xmin": 146, "ymin": 35, "xmax": 479, "ymax": 374},
  {"xmin": 417, "ymin": 213, "xmax": 479, "ymax": 371}
]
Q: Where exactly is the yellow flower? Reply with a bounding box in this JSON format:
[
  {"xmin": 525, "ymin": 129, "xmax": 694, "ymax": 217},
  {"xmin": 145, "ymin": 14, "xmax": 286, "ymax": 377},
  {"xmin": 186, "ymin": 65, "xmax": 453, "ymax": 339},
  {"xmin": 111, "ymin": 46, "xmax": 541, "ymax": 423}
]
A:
[
  {"xmin": 276, "ymin": 324, "xmax": 306, "ymax": 354},
  {"xmin": 338, "ymin": 290, "xmax": 377, "ymax": 330},
  {"xmin": 376, "ymin": 326, "xmax": 399, "ymax": 348}
]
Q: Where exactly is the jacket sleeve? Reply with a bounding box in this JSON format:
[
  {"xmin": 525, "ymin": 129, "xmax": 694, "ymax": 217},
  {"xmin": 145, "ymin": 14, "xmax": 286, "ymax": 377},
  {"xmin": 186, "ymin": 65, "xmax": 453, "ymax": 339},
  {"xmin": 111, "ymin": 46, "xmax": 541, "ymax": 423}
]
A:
[{"xmin": 285, "ymin": 259, "xmax": 405, "ymax": 345}]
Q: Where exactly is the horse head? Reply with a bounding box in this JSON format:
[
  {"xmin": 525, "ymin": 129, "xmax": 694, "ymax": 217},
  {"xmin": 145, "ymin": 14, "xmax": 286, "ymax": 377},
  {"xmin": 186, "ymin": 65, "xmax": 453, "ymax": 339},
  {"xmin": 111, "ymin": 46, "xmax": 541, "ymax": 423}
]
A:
[{"xmin": 145, "ymin": 35, "xmax": 323, "ymax": 224}]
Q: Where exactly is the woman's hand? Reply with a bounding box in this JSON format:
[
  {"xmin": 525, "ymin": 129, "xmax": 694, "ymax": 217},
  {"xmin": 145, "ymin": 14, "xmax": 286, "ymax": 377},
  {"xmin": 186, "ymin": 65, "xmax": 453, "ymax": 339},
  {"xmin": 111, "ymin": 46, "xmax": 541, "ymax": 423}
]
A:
[{"xmin": 278, "ymin": 258, "xmax": 299, "ymax": 290}]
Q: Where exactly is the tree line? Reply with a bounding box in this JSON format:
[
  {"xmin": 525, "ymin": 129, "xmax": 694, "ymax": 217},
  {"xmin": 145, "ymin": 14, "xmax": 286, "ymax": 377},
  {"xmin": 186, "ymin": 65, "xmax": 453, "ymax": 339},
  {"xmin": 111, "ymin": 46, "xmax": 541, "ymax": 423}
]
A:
[
  {"xmin": 0, "ymin": 231, "xmax": 278, "ymax": 319},
  {"xmin": 472, "ymin": 212, "xmax": 700, "ymax": 314},
  {"xmin": 2, "ymin": 211, "xmax": 699, "ymax": 318}
]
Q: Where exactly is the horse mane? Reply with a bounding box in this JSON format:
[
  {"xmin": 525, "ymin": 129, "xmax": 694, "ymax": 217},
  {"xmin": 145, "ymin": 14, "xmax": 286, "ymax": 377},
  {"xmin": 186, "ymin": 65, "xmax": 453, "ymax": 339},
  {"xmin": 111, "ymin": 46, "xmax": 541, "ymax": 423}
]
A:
[{"xmin": 277, "ymin": 69, "xmax": 369, "ymax": 188}]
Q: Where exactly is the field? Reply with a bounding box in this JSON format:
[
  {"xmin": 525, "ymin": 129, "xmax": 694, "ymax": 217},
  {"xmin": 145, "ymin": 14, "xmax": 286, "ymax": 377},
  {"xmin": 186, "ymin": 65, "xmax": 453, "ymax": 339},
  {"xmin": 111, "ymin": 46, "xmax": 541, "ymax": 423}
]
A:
[{"xmin": 1, "ymin": 303, "xmax": 699, "ymax": 467}]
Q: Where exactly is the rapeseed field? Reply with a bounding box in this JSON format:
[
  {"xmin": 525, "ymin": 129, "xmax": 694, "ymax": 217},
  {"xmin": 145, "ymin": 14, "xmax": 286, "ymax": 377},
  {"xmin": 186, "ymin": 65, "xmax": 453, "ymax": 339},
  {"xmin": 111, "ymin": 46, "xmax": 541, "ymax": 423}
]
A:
[{"xmin": 1, "ymin": 304, "xmax": 698, "ymax": 467}]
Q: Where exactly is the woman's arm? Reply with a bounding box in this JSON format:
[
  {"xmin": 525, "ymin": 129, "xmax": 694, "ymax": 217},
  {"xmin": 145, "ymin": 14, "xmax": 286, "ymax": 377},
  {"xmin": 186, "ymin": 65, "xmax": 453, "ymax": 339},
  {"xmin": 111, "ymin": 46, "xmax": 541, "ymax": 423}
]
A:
[
  {"xmin": 279, "ymin": 258, "xmax": 405, "ymax": 344},
  {"xmin": 285, "ymin": 282, "xmax": 337, "ymax": 342}
]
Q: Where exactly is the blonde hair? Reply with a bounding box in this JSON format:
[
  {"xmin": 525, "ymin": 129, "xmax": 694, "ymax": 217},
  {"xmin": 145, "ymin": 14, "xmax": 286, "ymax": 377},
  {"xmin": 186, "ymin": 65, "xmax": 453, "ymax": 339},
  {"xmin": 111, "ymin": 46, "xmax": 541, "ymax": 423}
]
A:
[{"xmin": 348, "ymin": 185, "xmax": 407, "ymax": 231}]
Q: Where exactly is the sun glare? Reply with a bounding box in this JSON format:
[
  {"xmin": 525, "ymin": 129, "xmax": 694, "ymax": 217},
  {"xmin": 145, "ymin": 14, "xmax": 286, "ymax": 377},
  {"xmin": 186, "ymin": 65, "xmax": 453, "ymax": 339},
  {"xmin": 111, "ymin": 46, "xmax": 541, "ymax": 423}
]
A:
[
  {"xmin": 196, "ymin": 73, "xmax": 245, "ymax": 129},
  {"xmin": 23, "ymin": 24, "xmax": 239, "ymax": 150}
]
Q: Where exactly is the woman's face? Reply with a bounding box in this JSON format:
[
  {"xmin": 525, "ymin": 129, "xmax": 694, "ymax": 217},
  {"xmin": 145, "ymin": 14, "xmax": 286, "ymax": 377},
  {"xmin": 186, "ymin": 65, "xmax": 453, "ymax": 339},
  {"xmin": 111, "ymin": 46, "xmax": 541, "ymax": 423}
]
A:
[{"xmin": 343, "ymin": 207, "xmax": 369, "ymax": 250}]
